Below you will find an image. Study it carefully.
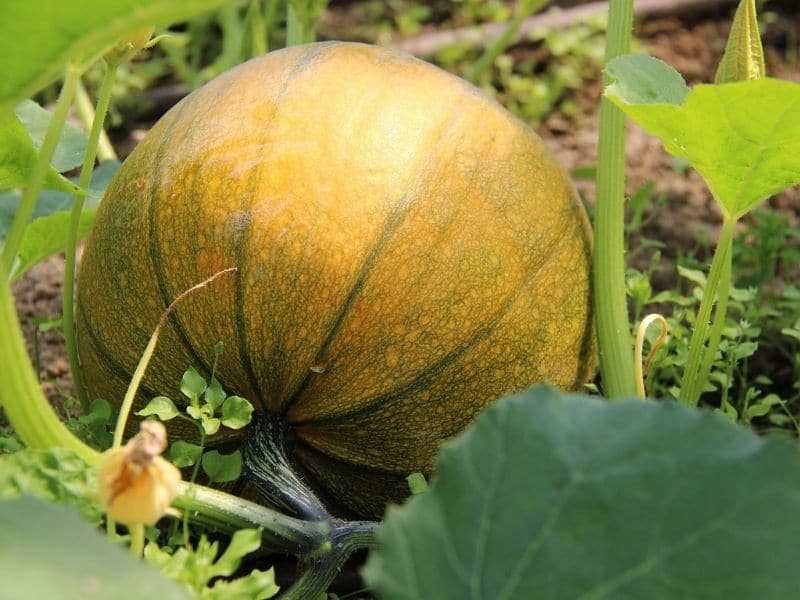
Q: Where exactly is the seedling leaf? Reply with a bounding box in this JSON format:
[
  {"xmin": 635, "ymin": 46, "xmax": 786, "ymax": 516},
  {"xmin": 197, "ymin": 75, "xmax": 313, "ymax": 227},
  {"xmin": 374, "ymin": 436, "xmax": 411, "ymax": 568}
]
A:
[
  {"xmin": 136, "ymin": 395, "xmax": 180, "ymax": 421},
  {"xmin": 181, "ymin": 367, "xmax": 207, "ymax": 401},
  {"xmin": 169, "ymin": 441, "xmax": 203, "ymax": 468},
  {"xmin": 204, "ymin": 377, "xmax": 226, "ymax": 410},
  {"xmin": 220, "ymin": 396, "xmax": 253, "ymax": 430},
  {"xmin": 364, "ymin": 386, "xmax": 800, "ymax": 598},
  {"xmin": 200, "ymin": 415, "xmax": 221, "ymax": 436},
  {"xmin": 202, "ymin": 450, "xmax": 241, "ymax": 483}
]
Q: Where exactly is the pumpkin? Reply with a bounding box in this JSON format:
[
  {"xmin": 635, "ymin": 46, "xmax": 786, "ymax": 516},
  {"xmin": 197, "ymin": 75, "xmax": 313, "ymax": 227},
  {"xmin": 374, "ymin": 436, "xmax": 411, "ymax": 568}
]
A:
[{"xmin": 76, "ymin": 41, "xmax": 596, "ymax": 519}]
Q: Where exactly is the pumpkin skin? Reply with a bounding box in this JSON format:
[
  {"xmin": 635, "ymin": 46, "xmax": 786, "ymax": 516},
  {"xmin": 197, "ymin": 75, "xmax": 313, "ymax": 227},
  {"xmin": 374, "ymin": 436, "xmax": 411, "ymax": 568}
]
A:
[{"xmin": 77, "ymin": 41, "xmax": 596, "ymax": 518}]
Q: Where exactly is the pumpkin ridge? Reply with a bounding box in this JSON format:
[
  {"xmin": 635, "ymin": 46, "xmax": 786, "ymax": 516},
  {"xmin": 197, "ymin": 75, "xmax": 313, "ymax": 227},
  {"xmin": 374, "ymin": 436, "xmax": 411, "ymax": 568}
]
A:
[
  {"xmin": 294, "ymin": 436, "xmax": 412, "ymax": 478},
  {"xmin": 293, "ymin": 436, "xmax": 414, "ymax": 517},
  {"xmin": 290, "ymin": 225, "xmax": 576, "ymax": 429},
  {"xmin": 146, "ymin": 101, "xmax": 218, "ymax": 384},
  {"xmin": 233, "ymin": 192, "xmax": 266, "ymax": 407},
  {"xmin": 571, "ymin": 233, "xmax": 596, "ymax": 389},
  {"xmin": 237, "ymin": 42, "xmax": 348, "ymax": 409},
  {"xmin": 279, "ymin": 103, "xmax": 471, "ymax": 416},
  {"xmin": 78, "ymin": 301, "xmax": 161, "ymax": 401}
]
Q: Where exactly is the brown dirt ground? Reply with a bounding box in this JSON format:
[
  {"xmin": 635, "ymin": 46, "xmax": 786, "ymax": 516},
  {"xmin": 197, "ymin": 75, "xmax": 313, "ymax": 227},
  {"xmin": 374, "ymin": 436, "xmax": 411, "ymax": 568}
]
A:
[{"xmin": 10, "ymin": 10, "xmax": 800, "ymax": 407}]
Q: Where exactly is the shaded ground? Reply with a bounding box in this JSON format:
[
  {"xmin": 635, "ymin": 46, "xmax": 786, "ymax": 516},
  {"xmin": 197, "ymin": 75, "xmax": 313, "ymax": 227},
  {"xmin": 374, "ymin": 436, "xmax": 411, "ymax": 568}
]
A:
[{"xmin": 11, "ymin": 7, "xmax": 800, "ymax": 406}]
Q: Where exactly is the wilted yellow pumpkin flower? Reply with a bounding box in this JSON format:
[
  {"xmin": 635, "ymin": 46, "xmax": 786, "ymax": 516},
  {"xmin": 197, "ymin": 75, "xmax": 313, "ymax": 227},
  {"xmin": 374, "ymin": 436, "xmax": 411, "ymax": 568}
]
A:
[{"xmin": 99, "ymin": 421, "xmax": 181, "ymax": 526}]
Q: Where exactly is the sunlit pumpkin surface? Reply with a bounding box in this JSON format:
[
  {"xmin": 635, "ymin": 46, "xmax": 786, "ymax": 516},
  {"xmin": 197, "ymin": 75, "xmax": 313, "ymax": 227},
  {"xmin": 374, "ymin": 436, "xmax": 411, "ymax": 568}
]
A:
[{"xmin": 77, "ymin": 41, "xmax": 596, "ymax": 518}]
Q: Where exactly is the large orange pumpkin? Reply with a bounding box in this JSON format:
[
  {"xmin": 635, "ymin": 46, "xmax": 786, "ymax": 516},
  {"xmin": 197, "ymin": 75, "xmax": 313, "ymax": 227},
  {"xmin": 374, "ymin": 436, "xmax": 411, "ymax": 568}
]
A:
[{"xmin": 77, "ymin": 41, "xmax": 596, "ymax": 518}]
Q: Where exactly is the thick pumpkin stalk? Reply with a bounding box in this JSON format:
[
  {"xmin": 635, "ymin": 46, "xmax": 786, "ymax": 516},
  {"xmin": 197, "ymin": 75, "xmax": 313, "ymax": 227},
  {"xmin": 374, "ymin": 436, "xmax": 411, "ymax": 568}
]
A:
[{"xmin": 593, "ymin": 0, "xmax": 637, "ymax": 398}]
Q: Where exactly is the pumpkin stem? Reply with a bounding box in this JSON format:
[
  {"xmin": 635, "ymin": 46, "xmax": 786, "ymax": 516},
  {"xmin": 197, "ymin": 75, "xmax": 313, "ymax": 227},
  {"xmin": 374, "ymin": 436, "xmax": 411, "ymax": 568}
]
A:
[
  {"xmin": 242, "ymin": 412, "xmax": 379, "ymax": 597},
  {"xmin": 242, "ymin": 411, "xmax": 330, "ymax": 521}
]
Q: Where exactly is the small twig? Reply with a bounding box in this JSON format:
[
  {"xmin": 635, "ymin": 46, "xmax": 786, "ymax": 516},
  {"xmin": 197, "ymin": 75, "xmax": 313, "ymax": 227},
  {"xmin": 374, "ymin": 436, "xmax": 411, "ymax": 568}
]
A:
[
  {"xmin": 392, "ymin": 0, "xmax": 738, "ymax": 59},
  {"xmin": 112, "ymin": 268, "xmax": 237, "ymax": 448}
]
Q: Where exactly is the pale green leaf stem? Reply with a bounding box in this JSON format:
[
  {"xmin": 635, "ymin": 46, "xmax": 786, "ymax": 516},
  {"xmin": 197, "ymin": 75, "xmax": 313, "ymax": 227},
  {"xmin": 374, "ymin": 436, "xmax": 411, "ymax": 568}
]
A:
[
  {"xmin": 64, "ymin": 61, "xmax": 119, "ymax": 411},
  {"xmin": 680, "ymin": 215, "xmax": 736, "ymax": 406},
  {"xmin": 593, "ymin": 0, "xmax": 637, "ymax": 398}
]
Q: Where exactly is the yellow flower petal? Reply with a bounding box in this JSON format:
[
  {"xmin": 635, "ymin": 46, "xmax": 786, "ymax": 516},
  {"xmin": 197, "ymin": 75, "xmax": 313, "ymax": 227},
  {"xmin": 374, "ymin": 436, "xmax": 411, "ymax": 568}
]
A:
[{"xmin": 99, "ymin": 423, "xmax": 181, "ymax": 526}]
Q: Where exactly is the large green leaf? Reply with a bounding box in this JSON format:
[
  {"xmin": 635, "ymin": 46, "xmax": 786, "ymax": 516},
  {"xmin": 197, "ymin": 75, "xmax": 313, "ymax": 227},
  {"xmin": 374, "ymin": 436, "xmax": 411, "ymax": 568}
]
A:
[
  {"xmin": 15, "ymin": 100, "xmax": 89, "ymax": 173},
  {"xmin": 10, "ymin": 208, "xmax": 97, "ymax": 282},
  {"xmin": 364, "ymin": 387, "xmax": 800, "ymax": 599},
  {"xmin": 0, "ymin": 112, "xmax": 76, "ymax": 193},
  {"xmin": 0, "ymin": 0, "xmax": 232, "ymax": 117},
  {"xmin": 605, "ymin": 54, "xmax": 800, "ymax": 218},
  {"xmin": 0, "ymin": 497, "xmax": 192, "ymax": 599},
  {"xmin": 1, "ymin": 160, "xmax": 119, "ymax": 276}
]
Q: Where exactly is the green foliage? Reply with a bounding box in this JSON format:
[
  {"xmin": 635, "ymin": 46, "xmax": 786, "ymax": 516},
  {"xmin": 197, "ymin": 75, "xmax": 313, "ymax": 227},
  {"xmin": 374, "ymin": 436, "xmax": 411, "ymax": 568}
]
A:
[
  {"xmin": 0, "ymin": 425, "xmax": 23, "ymax": 453},
  {"xmin": 202, "ymin": 450, "xmax": 243, "ymax": 484},
  {"xmin": 0, "ymin": 111, "xmax": 76, "ymax": 193},
  {"xmin": 364, "ymin": 386, "xmax": 800, "ymax": 598},
  {"xmin": 221, "ymin": 395, "xmax": 254, "ymax": 429},
  {"xmin": 437, "ymin": 15, "xmax": 607, "ymax": 125},
  {"xmin": 625, "ymin": 207, "xmax": 800, "ymax": 427},
  {"xmin": 606, "ymin": 54, "xmax": 800, "ymax": 218},
  {"xmin": 0, "ymin": 447, "xmax": 102, "ymax": 525},
  {"xmin": 0, "ymin": 0, "xmax": 236, "ymax": 117},
  {"xmin": 137, "ymin": 359, "xmax": 253, "ymax": 483},
  {"xmin": 144, "ymin": 529, "xmax": 278, "ymax": 599},
  {"xmin": 0, "ymin": 496, "xmax": 193, "ymax": 600},
  {"xmin": 0, "ymin": 158, "xmax": 119, "ymax": 280},
  {"xmin": 138, "ymin": 395, "xmax": 181, "ymax": 421},
  {"xmin": 71, "ymin": 397, "xmax": 116, "ymax": 449},
  {"xmin": 169, "ymin": 440, "xmax": 204, "ymax": 468},
  {"xmin": 15, "ymin": 99, "xmax": 88, "ymax": 172}
]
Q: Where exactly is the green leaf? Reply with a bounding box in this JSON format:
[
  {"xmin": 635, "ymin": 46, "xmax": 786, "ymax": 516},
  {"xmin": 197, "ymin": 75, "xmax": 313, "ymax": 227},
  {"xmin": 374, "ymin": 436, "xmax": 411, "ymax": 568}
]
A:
[
  {"xmin": 606, "ymin": 53, "xmax": 689, "ymax": 105},
  {"xmin": 168, "ymin": 441, "xmax": 203, "ymax": 468},
  {"xmin": 200, "ymin": 415, "xmax": 221, "ymax": 436},
  {"xmin": 606, "ymin": 55, "xmax": 800, "ymax": 217},
  {"xmin": 0, "ymin": 112, "xmax": 76, "ymax": 192},
  {"xmin": 9, "ymin": 207, "xmax": 96, "ymax": 281},
  {"xmin": 220, "ymin": 396, "xmax": 254, "ymax": 430},
  {"xmin": 0, "ymin": 159, "xmax": 119, "ymax": 244},
  {"xmin": 0, "ymin": 497, "xmax": 192, "ymax": 599},
  {"xmin": 715, "ymin": 0, "xmax": 765, "ymax": 83},
  {"xmin": 210, "ymin": 528, "xmax": 262, "ymax": 578},
  {"xmin": 144, "ymin": 532, "xmax": 278, "ymax": 599},
  {"xmin": 15, "ymin": 99, "xmax": 88, "ymax": 172},
  {"xmin": 77, "ymin": 397, "xmax": 112, "ymax": 425},
  {"xmin": 364, "ymin": 387, "xmax": 800, "ymax": 599},
  {"xmin": 677, "ymin": 265, "xmax": 708, "ymax": 286},
  {"xmin": 181, "ymin": 367, "xmax": 207, "ymax": 401},
  {"xmin": 0, "ymin": 0, "xmax": 233, "ymax": 118},
  {"xmin": 202, "ymin": 450, "xmax": 241, "ymax": 483},
  {"xmin": 136, "ymin": 396, "xmax": 180, "ymax": 421},
  {"xmin": 406, "ymin": 472, "xmax": 428, "ymax": 495},
  {"xmin": 205, "ymin": 569, "xmax": 279, "ymax": 600},
  {"xmin": 204, "ymin": 377, "xmax": 226, "ymax": 410},
  {"xmin": 0, "ymin": 447, "xmax": 101, "ymax": 525}
]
